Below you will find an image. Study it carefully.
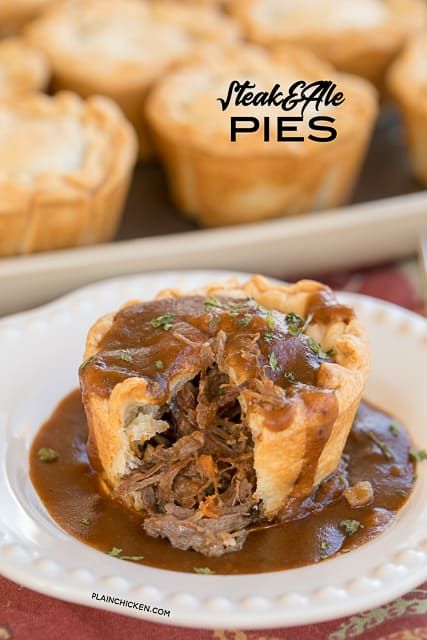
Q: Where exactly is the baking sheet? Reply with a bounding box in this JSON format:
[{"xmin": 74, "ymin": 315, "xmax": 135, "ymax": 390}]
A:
[{"xmin": 1, "ymin": 109, "xmax": 426, "ymax": 316}]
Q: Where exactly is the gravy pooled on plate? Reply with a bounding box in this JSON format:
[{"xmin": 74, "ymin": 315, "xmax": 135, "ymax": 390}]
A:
[{"xmin": 30, "ymin": 391, "xmax": 415, "ymax": 574}]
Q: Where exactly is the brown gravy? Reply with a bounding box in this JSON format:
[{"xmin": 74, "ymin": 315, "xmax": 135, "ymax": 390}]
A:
[{"xmin": 30, "ymin": 390, "xmax": 415, "ymax": 574}]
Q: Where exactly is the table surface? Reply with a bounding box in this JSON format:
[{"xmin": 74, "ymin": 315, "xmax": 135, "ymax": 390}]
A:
[{"xmin": 1, "ymin": 257, "xmax": 426, "ymax": 640}]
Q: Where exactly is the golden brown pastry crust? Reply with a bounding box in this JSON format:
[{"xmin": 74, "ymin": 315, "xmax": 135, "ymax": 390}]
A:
[
  {"xmin": 230, "ymin": 0, "xmax": 427, "ymax": 89},
  {"xmin": 0, "ymin": 92, "xmax": 137, "ymax": 257},
  {"xmin": 0, "ymin": 0, "xmax": 54, "ymax": 35},
  {"xmin": 388, "ymin": 33, "xmax": 427, "ymax": 186},
  {"xmin": 80, "ymin": 275, "xmax": 370, "ymax": 518},
  {"xmin": 25, "ymin": 0, "xmax": 240, "ymax": 158},
  {"xmin": 145, "ymin": 45, "xmax": 378, "ymax": 227},
  {"xmin": 0, "ymin": 37, "xmax": 49, "ymax": 99}
]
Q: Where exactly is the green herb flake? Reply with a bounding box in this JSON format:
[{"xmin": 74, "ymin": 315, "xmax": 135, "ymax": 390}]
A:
[
  {"xmin": 150, "ymin": 313, "xmax": 175, "ymax": 331},
  {"xmin": 368, "ymin": 431, "xmax": 395, "ymax": 461},
  {"xmin": 340, "ymin": 519, "xmax": 364, "ymax": 537},
  {"xmin": 107, "ymin": 547, "xmax": 143, "ymax": 561},
  {"xmin": 204, "ymin": 297, "xmax": 224, "ymax": 312},
  {"xmin": 389, "ymin": 421, "xmax": 400, "ymax": 437},
  {"xmin": 37, "ymin": 447, "xmax": 59, "ymax": 462},
  {"xmin": 410, "ymin": 449, "xmax": 427, "ymax": 463},
  {"xmin": 396, "ymin": 490, "xmax": 409, "ymax": 498},
  {"xmin": 284, "ymin": 372, "xmax": 297, "ymax": 385},
  {"xmin": 80, "ymin": 517, "xmax": 91, "ymax": 526},
  {"xmin": 193, "ymin": 567, "xmax": 215, "ymax": 575},
  {"xmin": 120, "ymin": 349, "xmax": 133, "ymax": 363},
  {"xmin": 79, "ymin": 355, "xmax": 98, "ymax": 370},
  {"xmin": 265, "ymin": 310, "xmax": 275, "ymax": 330},
  {"xmin": 287, "ymin": 324, "xmax": 302, "ymax": 336},
  {"xmin": 307, "ymin": 336, "xmax": 334, "ymax": 361},
  {"xmin": 320, "ymin": 540, "xmax": 329, "ymax": 559},
  {"xmin": 285, "ymin": 312, "xmax": 304, "ymax": 326},
  {"xmin": 155, "ymin": 360, "xmax": 164, "ymax": 370},
  {"xmin": 263, "ymin": 331, "xmax": 275, "ymax": 343},
  {"xmin": 268, "ymin": 351, "xmax": 279, "ymax": 373},
  {"xmin": 238, "ymin": 315, "xmax": 252, "ymax": 327}
]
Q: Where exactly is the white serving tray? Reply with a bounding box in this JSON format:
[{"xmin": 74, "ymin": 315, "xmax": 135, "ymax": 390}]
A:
[{"xmin": 1, "ymin": 190, "xmax": 427, "ymax": 316}]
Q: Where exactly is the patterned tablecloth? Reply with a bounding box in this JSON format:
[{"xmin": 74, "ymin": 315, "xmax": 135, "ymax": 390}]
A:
[{"xmin": 1, "ymin": 259, "xmax": 426, "ymax": 640}]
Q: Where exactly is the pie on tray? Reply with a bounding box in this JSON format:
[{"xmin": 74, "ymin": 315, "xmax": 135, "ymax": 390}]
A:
[
  {"xmin": 0, "ymin": 91, "xmax": 137, "ymax": 257},
  {"xmin": 25, "ymin": 0, "xmax": 240, "ymax": 158},
  {"xmin": 0, "ymin": 37, "xmax": 49, "ymax": 100},
  {"xmin": 145, "ymin": 45, "xmax": 378, "ymax": 226},
  {"xmin": 388, "ymin": 33, "xmax": 427, "ymax": 187},
  {"xmin": 230, "ymin": 0, "xmax": 427, "ymax": 89}
]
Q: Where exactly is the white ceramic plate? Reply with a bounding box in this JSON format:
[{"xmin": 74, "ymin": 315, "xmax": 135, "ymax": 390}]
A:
[{"xmin": 0, "ymin": 270, "xmax": 426, "ymax": 630}]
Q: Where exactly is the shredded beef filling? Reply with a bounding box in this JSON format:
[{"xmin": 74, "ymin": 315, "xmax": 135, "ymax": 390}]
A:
[{"xmin": 114, "ymin": 345, "xmax": 259, "ymax": 557}]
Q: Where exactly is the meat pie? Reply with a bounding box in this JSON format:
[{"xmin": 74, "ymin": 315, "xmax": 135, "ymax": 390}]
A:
[{"xmin": 79, "ymin": 275, "xmax": 370, "ymax": 557}]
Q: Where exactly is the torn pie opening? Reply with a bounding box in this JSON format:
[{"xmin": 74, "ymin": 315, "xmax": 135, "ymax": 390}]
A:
[{"xmin": 113, "ymin": 340, "xmax": 259, "ymax": 557}]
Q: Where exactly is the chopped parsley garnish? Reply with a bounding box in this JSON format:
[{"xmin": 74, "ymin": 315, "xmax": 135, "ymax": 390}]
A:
[
  {"xmin": 265, "ymin": 310, "xmax": 275, "ymax": 330},
  {"xmin": 284, "ymin": 372, "xmax": 297, "ymax": 384},
  {"xmin": 285, "ymin": 312, "xmax": 313, "ymax": 336},
  {"xmin": 263, "ymin": 331, "xmax": 275, "ymax": 343},
  {"xmin": 286, "ymin": 312, "xmax": 303, "ymax": 326},
  {"xmin": 150, "ymin": 313, "xmax": 174, "ymax": 330},
  {"xmin": 307, "ymin": 336, "xmax": 334, "ymax": 360},
  {"xmin": 268, "ymin": 351, "xmax": 279, "ymax": 373},
  {"xmin": 320, "ymin": 540, "xmax": 329, "ymax": 559},
  {"xmin": 396, "ymin": 490, "xmax": 409, "ymax": 498},
  {"xmin": 204, "ymin": 297, "xmax": 223, "ymax": 312},
  {"xmin": 367, "ymin": 431, "xmax": 395, "ymax": 461},
  {"xmin": 80, "ymin": 517, "xmax": 91, "ymax": 526},
  {"xmin": 389, "ymin": 421, "xmax": 400, "ymax": 437},
  {"xmin": 410, "ymin": 449, "xmax": 427, "ymax": 463},
  {"xmin": 120, "ymin": 349, "xmax": 133, "ymax": 363},
  {"xmin": 193, "ymin": 567, "xmax": 215, "ymax": 575},
  {"xmin": 79, "ymin": 355, "xmax": 98, "ymax": 370},
  {"xmin": 155, "ymin": 360, "xmax": 164, "ymax": 370},
  {"xmin": 238, "ymin": 315, "xmax": 252, "ymax": 327},
  {"xmin": 340, "ymin": 519, "xmax": 364, "ymax": 536},
  {"xmin": 37, "ymin": 447, "xmax": 59, "ymax": 462},
  {"xmin": 107, "ymin": 547, "xmax": 144, "ymax": 562}
]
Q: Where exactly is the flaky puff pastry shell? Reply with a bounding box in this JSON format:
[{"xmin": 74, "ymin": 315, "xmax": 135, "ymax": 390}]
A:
[
  {"xmin": 0, "ymin": 92, "xmax": 137, "ymax": 257},
  {"xmin": 230, "ymin": 0, "xmax": 427, "ymax": 90},
  {"xmin": 80, "ymin": 275, "xmax": 370, "ymax": 518},
  {"xmin": 25, "ymin": 0, "xmax": 240, "ymax": 159},
  {"xmin": 388, "ymin": 33, "xmax": 427, "ymax": 186},
  {"xmin": 0, "ymin": 37, "xmax": 49, "ymax": 99},
  {"xmin": 145, "ymin": 45, "xmax": 378, "ymax": 227}
]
